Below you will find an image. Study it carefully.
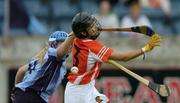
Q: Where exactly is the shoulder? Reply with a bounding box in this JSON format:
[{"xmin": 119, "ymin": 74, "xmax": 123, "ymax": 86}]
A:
[
  {"xmin": 109, "ymin": 13, "xmax": 118, "ymax": 18},
  {"xmin": 121, "ymin": 15, "xmax": 131, "ymax": 21},
  {"xmin": 47, "ymin": 48, "xmax": 57, "ymax": 57},
  {"xmin": 139, "ymin": 15, "xmax": 150, "ymax": 20}
]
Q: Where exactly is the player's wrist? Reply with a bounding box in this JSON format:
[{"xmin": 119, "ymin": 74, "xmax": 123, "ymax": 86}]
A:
[
  {"xmin": 141, "ymin": 47, "xmax": 146, "ymax": 53},
  {"xmin": 142, "ymin": 44, "xmax": 153, "ymax": 53},
  {"xmin": 141, "ymin": 48, "xmax": 146, "ymax": 60}
]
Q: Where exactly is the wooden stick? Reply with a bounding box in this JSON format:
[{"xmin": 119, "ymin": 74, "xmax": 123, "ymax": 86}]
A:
[{"xmin": 107, "ymin": 60, "xmax": 171, "ymax": 97}]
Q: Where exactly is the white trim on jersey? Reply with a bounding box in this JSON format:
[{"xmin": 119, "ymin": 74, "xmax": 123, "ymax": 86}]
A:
[
  {"xmin": 91, "ymin": 63, "xmax": 99, "ymax": 81},
  {"xmin": 73, "ymin": 73, "xmax": 87, "ymax": 84},
  {"xmin": 97, "ymin": 46, "xmax": 110, "ymax": 61},
  {"xmin": 97, "ymin": 46, "xmax": 106, "ymax": 57},
  {"xmin": 100, "ymin": 48, "xmax": 109, "ymax": 59},
  {"xmin": 87, "ymin": 49, "xmax": 102, "ymax": 72},
  {"xmin": 98, "ymin": 48, "xmax": 107, "ymax": 59},
  {"xmin": 82, "ymin": 39, "xmax": 93, "ymax": 42}
]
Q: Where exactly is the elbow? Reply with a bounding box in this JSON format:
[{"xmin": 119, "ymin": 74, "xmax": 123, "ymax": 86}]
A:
[{"xmin": 18, "ymin": 65, "xmax": 28, "ymax": 75}]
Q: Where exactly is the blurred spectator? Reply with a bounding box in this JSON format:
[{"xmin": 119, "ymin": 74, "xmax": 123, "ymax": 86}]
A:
[
  {"xmin": 27, "ymin": 15, "xmax": 48, "ymax": 35},
  {"xmin": 121, "ymin": 1, "xmax": 152, "ymax": 36},
  {"xmin": 10, "ymin": 0, "xmax": 47, "ymax": 35},
  {"xmin": 10, "ymin": 0, "xmax": 29, "ymax": 33},
  {"xmin": 69, "ymin": 0, "xmax": 82, "ymax": 11},
  {"xmin": 40, "ymin": 0, "xmax": 54, "ymax": 25},
  {"xmin": 95, "ymin": 0, "xmax": 120, "ymax": 39},
  {"xmin": 69, "ymin": 0, "xmax": 80, "ymax": 5},
  {"xmin": 140, "ymin": 0, "xmax": 170, "ymax": 14},
  {"xmin": 140, "ymin": 0, "xmax": 178, "ymax": 34}
]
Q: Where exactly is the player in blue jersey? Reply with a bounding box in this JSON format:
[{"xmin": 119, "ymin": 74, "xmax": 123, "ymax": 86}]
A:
[{"xmin": 12, "ymin": 31, "xmax": 74, "ymax": 103}]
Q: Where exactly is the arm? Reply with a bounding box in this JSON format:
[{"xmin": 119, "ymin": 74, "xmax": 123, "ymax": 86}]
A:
[
  {"xmin": 109, "ymin": 49, "xmax": 143, "ymax": 62},
  {"xmin": 57, "ymin": 32, "xmax": 75, "ymax": 60},
  {"xmin": 109, "ymin": 34, "xmax": 161, "ymax": 62},
  {"xmin": 11, "ymin": 64, "xmax": 28, "ymax": 101},
  {"xmin": 15, "ymin": 64, "xmax": 28, "ymax": 85}
]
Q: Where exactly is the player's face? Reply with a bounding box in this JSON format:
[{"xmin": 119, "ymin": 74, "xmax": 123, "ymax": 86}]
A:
[{"xmin": 86, "ymin": 22, "xmax": 100, "ymax": 36}]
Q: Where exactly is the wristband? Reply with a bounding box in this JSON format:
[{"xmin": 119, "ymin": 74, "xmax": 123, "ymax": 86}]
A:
[
  {"xmin": 141, "ymin": 47, "xmax": 146, "ymax": 53},
  {"xmin": 141, "ymin": 48, "xmax": 146, "ymax": 60}
]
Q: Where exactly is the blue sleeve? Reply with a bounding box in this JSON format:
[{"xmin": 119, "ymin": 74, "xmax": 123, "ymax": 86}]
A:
[
  {"xmin": 47, "ymin": 48, "xmax": 67, "ymax": 61},
  {"xmin": 48, "ymin": 48, "xmax": 57, "ymax": 57}
]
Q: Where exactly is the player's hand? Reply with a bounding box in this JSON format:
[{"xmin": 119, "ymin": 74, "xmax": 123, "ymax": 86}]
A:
[{"xmin": 142, "ymin": 34, "xmax": 161, "ymax": 53}]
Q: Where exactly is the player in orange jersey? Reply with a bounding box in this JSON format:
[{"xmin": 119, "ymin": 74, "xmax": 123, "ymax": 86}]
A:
[{"xmin": 64, "ymin": 12, "xmax": 161, "ymax": 103}]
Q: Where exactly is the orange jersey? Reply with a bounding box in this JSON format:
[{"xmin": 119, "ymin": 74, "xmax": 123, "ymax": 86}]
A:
[{"xmin": 68, "ymin": 38, "xmax": 113, "ymax": 85}]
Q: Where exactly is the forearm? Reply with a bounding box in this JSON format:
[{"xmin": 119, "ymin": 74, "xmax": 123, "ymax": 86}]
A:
[
  {"xmin": 109, "ymin": 49, "xmax": 144, "ymax": 62},
  {"xmin": 120, "ymin": 49, "xmax": 143, "ymax": 61},
  {"xmin": 15, "ymin": 64, "xmax": 28, "ymax": 85},
  {"xmin": 57, "ymin": 32, "xmax": 75, "ymax": 59},
  {"xmin": 109, "ymin": 34, "xmax": 161, "ymax": 62}
]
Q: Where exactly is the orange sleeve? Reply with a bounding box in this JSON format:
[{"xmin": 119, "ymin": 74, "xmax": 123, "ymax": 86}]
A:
[{"xmin": 88, "ymin": 40, "xmax": 113, "ymax": 62}]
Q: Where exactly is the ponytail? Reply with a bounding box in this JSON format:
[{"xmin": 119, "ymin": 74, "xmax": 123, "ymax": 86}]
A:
[{"xmin": 35, "ymin": 46, "xmax": 48, "ymax": 64}]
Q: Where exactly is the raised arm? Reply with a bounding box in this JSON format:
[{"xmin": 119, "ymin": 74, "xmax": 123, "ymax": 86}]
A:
[
  {"xmin": 109, "ymin": 34, "xmax": 161, "ymax": 61},
  {"xmin": 57, "ymin": 32, "xmax": 75, "ymax": 60}
]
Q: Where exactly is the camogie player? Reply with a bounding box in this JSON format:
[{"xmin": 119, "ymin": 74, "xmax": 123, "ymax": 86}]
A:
[
  {"xmin": 12, "ymin": 31, "xmax": 75, "ymax": 103},
  {"xmin": 64, "ymin": 12, "xmax": 161, "ymax": 103}
]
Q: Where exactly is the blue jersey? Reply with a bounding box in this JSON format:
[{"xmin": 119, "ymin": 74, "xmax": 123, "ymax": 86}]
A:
[{"xmin": 16, "ymin": 48, "xmax": 67, "ymax": 102}]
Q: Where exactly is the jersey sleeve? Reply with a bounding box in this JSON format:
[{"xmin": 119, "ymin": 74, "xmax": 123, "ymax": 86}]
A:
[
  {"xmin": 88, "ymin": 40, "xmax": 113, "ymax": 62},
  {"xmin": 48, "ymin": 48, "xmax": 58, "ymax": 57}
]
